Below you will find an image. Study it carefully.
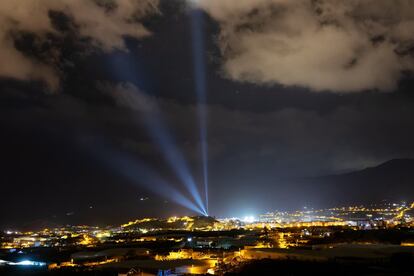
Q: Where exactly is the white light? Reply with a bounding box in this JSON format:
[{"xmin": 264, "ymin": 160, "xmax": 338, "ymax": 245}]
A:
[
  {"xmin": 10, "ymin": 260, "xmax": 46, "ymax": 266},
  {"xmin": 243, "ymin": 216, "xmax": 255, "ymax": 223},
  {"xmin": 187, "ymin": 237, "xmax": 192, "ymax": 242},
  {"xmin": 17, "ymin": 260, "xmax": 34, "ymax": 266}
]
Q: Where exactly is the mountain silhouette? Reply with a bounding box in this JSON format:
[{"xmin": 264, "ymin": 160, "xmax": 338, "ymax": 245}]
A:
[{"xmin": 291, "ymin": 159, "xmax": 414, "ymax": 207}]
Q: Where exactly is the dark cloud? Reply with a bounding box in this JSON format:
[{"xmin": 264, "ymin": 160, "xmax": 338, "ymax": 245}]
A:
[{"xmin": 102, "ymin": 82, "xmax": 414, "ymax": 176}]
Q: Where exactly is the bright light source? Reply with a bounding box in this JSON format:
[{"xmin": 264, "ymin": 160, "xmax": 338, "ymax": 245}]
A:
[
  {"xmin": 242, "ymin": 216, "xmax": 255, "ymax": 223},
  {"xmin": 11, "ymin": 260, "xmax": 46, "ymax": 266},
  {"xmin": 17, "ymin": 260, "xmax": 33, "ymax": 266},
  {"xmin": 187, "ymin": 237, "xmax": 193, "ymax": 242}
]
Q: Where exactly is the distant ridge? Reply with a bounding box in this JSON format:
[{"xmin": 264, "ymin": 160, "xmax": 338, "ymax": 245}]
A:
[
  {"xmin": 291, "ymin": 159, "xmax": 414, "ymax": 208},
  {"xmin": 344, "ymin": 158, "xmax": 414, "ymax": 175}
]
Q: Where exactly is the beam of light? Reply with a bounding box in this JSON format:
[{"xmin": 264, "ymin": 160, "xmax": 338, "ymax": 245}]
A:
[
  {"xmin": 190, "ymin": 8, "xmax": 209, "ymax": 214},
  {"xmin": 91, "ymin": 143, "xmax": 204, "ymax": 215},
  {"xmin": 143, "ymin": 114, "xmax": 208, "ymax": 216},
  {"xmin": 107, "ymin": 53, "xmax": 207, "ymax": 216}
]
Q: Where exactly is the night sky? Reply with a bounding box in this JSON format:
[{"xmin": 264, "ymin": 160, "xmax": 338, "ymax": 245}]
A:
[{"xmin": 1, "ymin": 0, "xmax": 414, "ymax": 229}]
